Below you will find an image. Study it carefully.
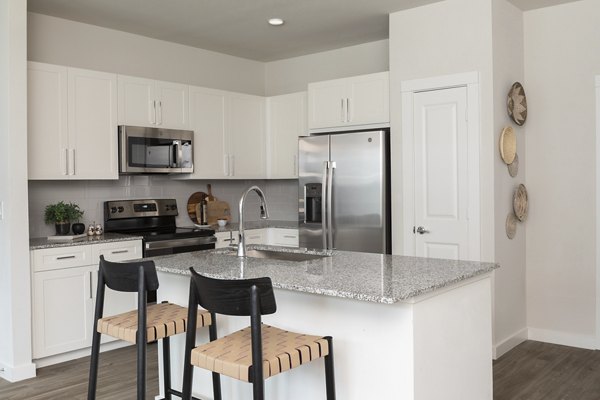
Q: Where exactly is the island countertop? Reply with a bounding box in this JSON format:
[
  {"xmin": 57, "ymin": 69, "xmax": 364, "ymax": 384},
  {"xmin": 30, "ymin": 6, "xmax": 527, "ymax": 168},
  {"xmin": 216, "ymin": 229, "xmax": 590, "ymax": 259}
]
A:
[{"xmin": 147, "ymin": 245, "xmax": 498, "ymax": 304}]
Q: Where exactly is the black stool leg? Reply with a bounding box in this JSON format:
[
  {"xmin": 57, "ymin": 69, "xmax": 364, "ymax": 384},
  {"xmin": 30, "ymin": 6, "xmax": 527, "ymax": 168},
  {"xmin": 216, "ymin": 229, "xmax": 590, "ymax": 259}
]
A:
[
  {"xmin": 87, "ymin": 330, "xmax": 101, "ymax": 400},
  {"xmin": 162, "ymin": 337, "xmax": 172, "ymax": 400},
  {"xmin": 324, "ymin": 336, "xmax": 336, "ymax": 400},
  {"xmin": 137, "ymin": 333, "xmax": 146, "ymax": 400},
  {"xmin": 209, "ymin": 321, "xmax": 222, "ymax": 400}
]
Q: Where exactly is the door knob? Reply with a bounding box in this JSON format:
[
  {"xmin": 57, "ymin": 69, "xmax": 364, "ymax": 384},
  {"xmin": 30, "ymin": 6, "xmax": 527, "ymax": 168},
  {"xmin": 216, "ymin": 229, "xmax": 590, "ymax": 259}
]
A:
[{"xmin": 416, "ymin": 226, "xmax": 430, "ymax": 235}]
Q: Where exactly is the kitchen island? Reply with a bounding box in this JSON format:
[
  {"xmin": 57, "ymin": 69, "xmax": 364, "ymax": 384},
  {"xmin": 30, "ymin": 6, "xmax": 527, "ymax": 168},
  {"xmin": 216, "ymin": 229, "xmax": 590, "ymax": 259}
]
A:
[{"xmin": 148, "ymin": 246, "xmax": 497, "ymax": 400}]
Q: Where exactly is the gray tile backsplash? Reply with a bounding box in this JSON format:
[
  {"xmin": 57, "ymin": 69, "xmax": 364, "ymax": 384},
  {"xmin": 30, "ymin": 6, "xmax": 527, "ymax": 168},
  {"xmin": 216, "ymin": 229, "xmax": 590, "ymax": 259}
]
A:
[{"xmin": 28, "ymin": 177, "xmax": 298, "ymax": 238}]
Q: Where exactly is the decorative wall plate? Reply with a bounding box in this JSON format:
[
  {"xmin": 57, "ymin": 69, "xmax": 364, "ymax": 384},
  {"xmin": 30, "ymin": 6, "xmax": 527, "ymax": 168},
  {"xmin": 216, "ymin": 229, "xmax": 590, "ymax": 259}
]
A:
[
  {"xmin": 508, "ymin": 153, "xmax": 519, "ymax": 177},
  {"xmin": 508, "ymin": 82, "xmax": 527, "ymax": 126},
  {"xmin": 500, "ymin": 126, "xmax": 517, "ymax": 165},
  {"xmin": 506, "ymin": 213, "xmax": 518, "ymax": 239},
  {"xmin": 513, "ymin": 184, "xmax": 528, "ymax": 222}
]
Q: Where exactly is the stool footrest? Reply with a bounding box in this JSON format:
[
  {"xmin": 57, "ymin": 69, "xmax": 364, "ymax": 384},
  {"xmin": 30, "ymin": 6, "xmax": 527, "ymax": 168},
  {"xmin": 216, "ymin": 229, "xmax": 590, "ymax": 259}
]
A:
[{"xmin": 164, "ymin": 387, "xmax": 203, "ymax": 400}]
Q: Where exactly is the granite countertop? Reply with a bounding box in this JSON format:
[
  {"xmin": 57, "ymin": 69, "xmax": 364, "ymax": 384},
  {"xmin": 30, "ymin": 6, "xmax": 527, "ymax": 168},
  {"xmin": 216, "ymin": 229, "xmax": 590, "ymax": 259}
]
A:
[
  {"xmin": 211, "ymin": 220, "xmax": 298, "ymax": 234},
  {"xmin": 29, "ymin": 233, "xmax": 143, "ymax": 250},
  {"xmin": 147, "ymin": 245, "xmax": 498, "ymax": 304}
]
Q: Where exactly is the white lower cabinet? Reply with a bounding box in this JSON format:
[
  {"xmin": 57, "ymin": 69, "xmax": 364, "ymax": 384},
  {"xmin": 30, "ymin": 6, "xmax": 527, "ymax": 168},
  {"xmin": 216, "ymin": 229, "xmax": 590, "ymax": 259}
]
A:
[
  {"xmin": 215, "ymin": 228, "xmax": 298, "ymax": 249},
  {"xmin": 268, "ymin": 228, "xmax": 299, "ymax": 247},
  {"xmin": 31, "ymin": 240, "xmax": 142, "ymax": 359}
]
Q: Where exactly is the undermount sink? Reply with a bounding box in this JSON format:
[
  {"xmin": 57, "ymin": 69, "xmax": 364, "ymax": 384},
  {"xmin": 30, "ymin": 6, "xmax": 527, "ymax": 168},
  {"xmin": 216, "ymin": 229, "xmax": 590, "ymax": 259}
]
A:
[{"xmin": 244, "ymin": 249, "xmax": 327, "ymax": 262}]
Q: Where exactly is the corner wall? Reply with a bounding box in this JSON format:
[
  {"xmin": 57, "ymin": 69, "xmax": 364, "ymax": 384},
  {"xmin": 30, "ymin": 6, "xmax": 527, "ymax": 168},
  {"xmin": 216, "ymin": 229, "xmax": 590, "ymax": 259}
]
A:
[
  {"xmin": 524, "ymin": 0, "xmax": 600, "ymax": 348},
  {"xmin": 0, "ymin": 0, "xmax": 36, "ymax": 382},
  {"xmin": 492, "ymin": 0, "xmax": 528, "ymax": 356}
]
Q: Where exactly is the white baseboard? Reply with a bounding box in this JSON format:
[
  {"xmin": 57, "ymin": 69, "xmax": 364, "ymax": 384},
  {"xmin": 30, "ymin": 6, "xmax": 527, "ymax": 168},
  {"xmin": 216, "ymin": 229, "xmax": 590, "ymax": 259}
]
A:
[
  {"xmin": 34, "ymin": 340, "xmax": 132, "ymax": 368},
  {"xmin": 527, "ymin": 328, "xmax": 597, "ymax": 350},
  {"xmin": 0, "ymin": 361, "xmax": 37, "ymax": 382},
  {"xmin": 493, "ymin": 328, "xmax": 528, "ymax": 359}
]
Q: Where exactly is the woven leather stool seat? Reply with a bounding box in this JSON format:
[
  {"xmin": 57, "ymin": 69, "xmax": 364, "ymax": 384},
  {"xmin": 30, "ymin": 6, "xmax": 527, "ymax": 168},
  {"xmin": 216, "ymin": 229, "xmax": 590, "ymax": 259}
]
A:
[
  {"xmin": 98, "ymin": 302, "xmax": 212, "ymax": 343},
  {"xmin": 191, "ymin": 324, "xmax": 329, "ymax": 382}
]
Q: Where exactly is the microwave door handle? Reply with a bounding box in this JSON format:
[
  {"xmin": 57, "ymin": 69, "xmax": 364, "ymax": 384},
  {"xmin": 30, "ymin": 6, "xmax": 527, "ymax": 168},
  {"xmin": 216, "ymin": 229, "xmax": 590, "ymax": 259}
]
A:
[{"xmin": 171, "ymin": 140, "xmax": 181, "ymax": 168}]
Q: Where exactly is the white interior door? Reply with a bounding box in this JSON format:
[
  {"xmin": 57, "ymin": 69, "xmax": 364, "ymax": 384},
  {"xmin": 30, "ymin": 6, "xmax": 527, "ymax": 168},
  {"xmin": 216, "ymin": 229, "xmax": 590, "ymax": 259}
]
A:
[{"xmin": 413, "ymin": 86, "xmax": 469, "ymax": 260}]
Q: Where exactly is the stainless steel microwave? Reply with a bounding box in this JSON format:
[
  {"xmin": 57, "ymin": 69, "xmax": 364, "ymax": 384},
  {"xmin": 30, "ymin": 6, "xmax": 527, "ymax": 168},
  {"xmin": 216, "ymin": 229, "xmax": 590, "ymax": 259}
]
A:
[{"xmin": 118, "ymin": 125, "xmax": 194, "ymax": 174}]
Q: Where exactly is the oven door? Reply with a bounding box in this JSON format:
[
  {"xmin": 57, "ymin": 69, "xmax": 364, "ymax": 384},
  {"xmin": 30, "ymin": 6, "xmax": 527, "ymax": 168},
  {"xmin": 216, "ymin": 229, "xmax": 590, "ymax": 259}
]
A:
[
  {"xmin": 143, "ymin": 236, "xmax": 216, "ymax": 257},
  {"xmin": 119, "ymin": 125, "xmax": 194, "ymax": 174}
]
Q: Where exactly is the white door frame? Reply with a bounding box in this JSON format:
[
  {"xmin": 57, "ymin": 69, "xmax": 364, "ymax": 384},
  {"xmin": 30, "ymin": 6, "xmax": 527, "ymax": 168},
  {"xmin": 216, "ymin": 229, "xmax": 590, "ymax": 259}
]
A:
[
  {"xmin": 400, "ymin": 71, "xmax": 481, "ymax": 261},
  {"xmin": 595, "ymin": 75, "xmax": 600, "ymax": 349}
]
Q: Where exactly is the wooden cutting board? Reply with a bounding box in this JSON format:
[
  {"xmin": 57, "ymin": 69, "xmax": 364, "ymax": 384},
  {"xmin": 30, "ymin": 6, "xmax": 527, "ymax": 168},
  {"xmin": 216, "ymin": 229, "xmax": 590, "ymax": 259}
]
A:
[
  {"xmin": 187, "ymin": 192, "xmax": 207, "ymax": 224},
  {"xmin": 206, "ymin": 200, "xmax": 231, "ymax": 225}
]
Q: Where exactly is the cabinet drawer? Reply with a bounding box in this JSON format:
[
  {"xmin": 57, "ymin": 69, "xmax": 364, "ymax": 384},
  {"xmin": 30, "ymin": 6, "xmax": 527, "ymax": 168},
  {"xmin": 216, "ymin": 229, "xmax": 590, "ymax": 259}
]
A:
[
  {"xmin": 32, "ymin": 246, "xmax": 92, "ymax": 273},
  {"xmin": 269, "ymin": 228, "xmax": 299, "ymax": 247},
  {"xmin": 92, "ymin": 240, "xmax": 142, "ymax": 262},
  {"xmin": 245, "ymin": 228, "xmax": 266, "ymax": 245}
]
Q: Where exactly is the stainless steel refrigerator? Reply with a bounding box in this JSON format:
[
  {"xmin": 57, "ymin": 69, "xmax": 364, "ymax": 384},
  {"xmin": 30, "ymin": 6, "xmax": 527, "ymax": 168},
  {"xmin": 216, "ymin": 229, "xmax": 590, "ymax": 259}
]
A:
[{"xmin": 298, "ymin": 129, "xmax": 391, "ymax": 254}]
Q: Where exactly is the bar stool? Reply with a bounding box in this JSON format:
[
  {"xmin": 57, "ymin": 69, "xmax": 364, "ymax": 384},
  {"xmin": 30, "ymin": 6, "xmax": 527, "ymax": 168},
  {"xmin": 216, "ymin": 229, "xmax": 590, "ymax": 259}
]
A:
[
  {"xmin": 181, "ymin": 267, "xmax": 336, "ymax": 400},
  {"xmin": 87, "ymin": 256, "xmax": 216, "ymax": 400}
]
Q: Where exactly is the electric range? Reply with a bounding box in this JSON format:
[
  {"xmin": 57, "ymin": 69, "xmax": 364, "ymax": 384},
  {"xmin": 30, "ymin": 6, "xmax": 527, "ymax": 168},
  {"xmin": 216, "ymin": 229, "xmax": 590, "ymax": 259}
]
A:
[{"xmin": 104, "ymin": 199, "xmax": 216, "ymax": 257}]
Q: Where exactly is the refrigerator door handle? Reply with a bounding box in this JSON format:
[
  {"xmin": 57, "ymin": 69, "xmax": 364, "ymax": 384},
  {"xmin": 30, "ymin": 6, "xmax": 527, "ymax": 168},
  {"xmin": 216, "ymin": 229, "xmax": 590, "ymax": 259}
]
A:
[
  {"xmin": 321, "ymin": 161, "xmax": 329, "ymax": 249},
  {"xmin": 327, "ymin": 161, "xmax": 336, "ymax": 249}
]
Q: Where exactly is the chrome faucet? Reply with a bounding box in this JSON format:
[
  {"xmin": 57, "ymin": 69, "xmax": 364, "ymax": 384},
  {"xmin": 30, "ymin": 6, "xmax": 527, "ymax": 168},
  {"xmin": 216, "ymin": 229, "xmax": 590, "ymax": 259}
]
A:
[{"xmin": 237, "ymin": 185, "xmax": 270, "ymax": 257}]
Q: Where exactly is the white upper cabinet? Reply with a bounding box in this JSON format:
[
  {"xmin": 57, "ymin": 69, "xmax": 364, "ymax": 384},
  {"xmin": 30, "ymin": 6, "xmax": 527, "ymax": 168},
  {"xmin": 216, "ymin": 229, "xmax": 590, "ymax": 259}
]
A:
[
  {"xmin": 28, "ymin": 62, "xmax": 118, "ymax": 180},
  {"xmin": 227, "ymin": 93, "xmax": 266, "ymax": 178},
  {"xmin": 267, "ymin": 92, "xmax": 307, "ymax": 179},
  {"xmin": 185, "ymin": 88, "xmax": 265, "ymax": 179},
  {"xmin": 68, "ymin": 68, "xmax": 118, "ymax": 179},
  {"xmin": 28, "ymin": 62, "xmax": 69, "ymax": 179},
  {"xmin": 117, "ymin": 75, "xmax": 189, "ymax": 130},
  {"xmin": 188, "ymin": 86, "xmax": 228, "ymax": 179},
  {"xmin": 308, "ymin": 71, "xmax": 389, "ymax": 131}
]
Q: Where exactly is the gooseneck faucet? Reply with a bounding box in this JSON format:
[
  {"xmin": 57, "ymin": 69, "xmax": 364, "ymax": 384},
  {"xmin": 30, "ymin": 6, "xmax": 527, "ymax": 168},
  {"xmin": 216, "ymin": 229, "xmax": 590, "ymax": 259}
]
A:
[{"xmin": 237, "ymin": 185, "xmax": 270, "ymax": 257}]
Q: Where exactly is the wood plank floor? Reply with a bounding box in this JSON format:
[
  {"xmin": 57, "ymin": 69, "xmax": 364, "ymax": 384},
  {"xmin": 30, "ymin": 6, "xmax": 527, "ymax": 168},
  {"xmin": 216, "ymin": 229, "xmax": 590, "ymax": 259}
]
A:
[
  {"xmin": 494, "ymin": 340, "xmax": 600, "ymax": 400},
  {"xmin": 0, "ymin": 344, "xmax": 158, "ymax": 400},
  {"xmin": 3, "ymin": 340, "xmax": 600, "ymax": 399}
]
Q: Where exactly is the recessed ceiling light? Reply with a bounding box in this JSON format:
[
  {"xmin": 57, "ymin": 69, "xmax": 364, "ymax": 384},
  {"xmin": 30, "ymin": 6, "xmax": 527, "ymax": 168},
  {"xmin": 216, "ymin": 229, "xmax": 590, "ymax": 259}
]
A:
[{"xmin": 268, "ymin": 18, "xmax": 284, "ymax": 26}]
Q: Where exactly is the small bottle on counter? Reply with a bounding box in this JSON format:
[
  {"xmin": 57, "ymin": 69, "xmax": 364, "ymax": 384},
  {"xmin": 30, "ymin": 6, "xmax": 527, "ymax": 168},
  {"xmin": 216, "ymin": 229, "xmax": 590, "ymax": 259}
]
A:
[{"xmin": 87, "ymin": 223, "xmax": 95, "ymax": 236}]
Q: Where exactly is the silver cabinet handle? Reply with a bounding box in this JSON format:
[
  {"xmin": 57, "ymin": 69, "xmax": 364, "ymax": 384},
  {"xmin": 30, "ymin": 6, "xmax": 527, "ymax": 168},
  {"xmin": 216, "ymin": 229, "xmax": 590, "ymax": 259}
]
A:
[
  {"xmin": 110, "ymin": 250, "xmax": 129, "ymax": 254},
  {"xmin": 157, "ymin": 100, "xmax": 162, "ymax": 125},
  {"xmin": 223, "ymin": 238, "xmax": 236, "ymax": 242},
  {"xmin": 230, "ymin": 154, "xmax": 235, "ymax": 176},
  {"xmin": 416, "ymin": 226, "xmax": 430, "ymax": 235},
  {"xmin": 283, "ymin": 235, "xmax": 297, "ymax": 239},
  {"xmin": 89, "ymin": 270, "xmax": 93, "ymax": 299},
  {"xmin": 340, "ymin": 99, "xmax": 345, "ymax": 123},
  {"xmin": 63, "ymin": 148, "xmax": 69, "ymax": 176},
  {"xmin": 151, "ymin": 100, "xmax": 156, "ymax": 124},
  {"xmin": 224, "ymin": 154, "xmax": 229, "ymax": 176},
  {"xmin": 56, "ymin": 255, "xmax": 76, "ymax": 260},
  {"xmin": 346, "ymin": 98, "xmax": 351, "ymax": 122},
  {"xmin": 70, "ymin": 148, "xmax": 76, "ymax": 175},
  {"xmin": 293, "ymin": 154, "xmax": 297, "ymax": 177}
]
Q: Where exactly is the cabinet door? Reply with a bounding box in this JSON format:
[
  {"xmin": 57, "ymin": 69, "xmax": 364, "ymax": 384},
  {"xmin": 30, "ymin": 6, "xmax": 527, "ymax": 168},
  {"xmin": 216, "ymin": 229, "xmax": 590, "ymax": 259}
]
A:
[
  {"xmin": 32, "ymin": 266, "xmax": 94, "ymax": 358},
  {"xmin": 189, "ymin": 87, "xmax": 228, "ymax": 178},
  {"xmin": 347, "ymin": 72, "xmax": 389, "ymax": 126},
  {"xmin": 68, "ymin": 68, "xmax": 118, "ymax": 179},
  {"xmin": 155, "ymin": 80, "xmax": 189, "ymax": 129},
  {"xmin": 307, "ymin": 80, "xmax": 347, "ymax": 130},
  {"xmin": 267, "ymin": 92, "xmax": 306, "ymax": 179},
  {"xmin": 117, "ymin": 75, "xmax": 156, "ymax": 127},
  {"xmin": 27, "ymin": 62, "xmax": 69, "ymax": 179},
  {"xmin": 228, "ymin": 94, "xmax": 266, "ymax": 178}
]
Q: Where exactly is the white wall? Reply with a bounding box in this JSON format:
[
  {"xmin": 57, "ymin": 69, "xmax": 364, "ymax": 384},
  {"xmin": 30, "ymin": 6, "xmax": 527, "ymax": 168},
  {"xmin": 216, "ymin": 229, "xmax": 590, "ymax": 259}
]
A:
[
  {"xmin": 0, "ymin": 0, "xmax": 36, "ymax": 382},
  {"xmin": 27, "ymin": 13, "xmax": 265, "ymax": 96},
  {"xmin": 264, "ymin": 39, "xmax": 389, "ymax": 96},
  {"xmin": 390, "ymin": 0, "xmax": 530, "ymax": 356},
  {"xmin": 492, "ymin": 0, "xmax": 528, "ymax": 356},
  {"xmin": 524, "ymin": 0, "xmax": 600, "ymax": 348},
  {"xmin": 28, "ymin": 179, "xmax": 298, "ymax": 238},
  {"xmin": 389, "ymin": 0, "xmax": 495, "ymax": 261}
]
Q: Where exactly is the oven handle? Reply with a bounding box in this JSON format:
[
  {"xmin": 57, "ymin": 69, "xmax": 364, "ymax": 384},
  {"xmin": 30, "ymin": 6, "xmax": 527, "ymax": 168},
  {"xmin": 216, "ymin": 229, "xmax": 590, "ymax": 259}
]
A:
[{"xmin": 144, "ymin": 236, "xmax": 217, "ymax": 250}]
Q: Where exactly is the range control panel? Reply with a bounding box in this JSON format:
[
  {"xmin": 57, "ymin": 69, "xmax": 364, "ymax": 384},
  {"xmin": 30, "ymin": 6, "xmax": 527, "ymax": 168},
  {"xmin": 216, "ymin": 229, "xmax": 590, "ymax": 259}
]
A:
[{"xmin": 104, "ymin": 199, "xmax": 178, "ymax": 219}]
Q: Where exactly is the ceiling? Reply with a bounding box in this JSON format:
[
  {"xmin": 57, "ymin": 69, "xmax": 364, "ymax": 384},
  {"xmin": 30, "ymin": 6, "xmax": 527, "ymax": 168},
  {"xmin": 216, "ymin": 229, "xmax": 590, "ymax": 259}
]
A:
[{"xmin": 28, "ymin": 0, "xmax": 583, "ymax": 62}]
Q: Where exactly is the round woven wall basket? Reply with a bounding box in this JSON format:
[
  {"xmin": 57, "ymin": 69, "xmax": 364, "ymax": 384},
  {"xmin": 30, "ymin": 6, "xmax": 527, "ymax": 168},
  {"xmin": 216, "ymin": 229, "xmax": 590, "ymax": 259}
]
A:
[
  {"xmin": 513, "ymin": 184, "xmax": 528, "ymax": 222},
  {"xmin": 500, "ymin": 126, "xmax": 516, "ymax": 165}
]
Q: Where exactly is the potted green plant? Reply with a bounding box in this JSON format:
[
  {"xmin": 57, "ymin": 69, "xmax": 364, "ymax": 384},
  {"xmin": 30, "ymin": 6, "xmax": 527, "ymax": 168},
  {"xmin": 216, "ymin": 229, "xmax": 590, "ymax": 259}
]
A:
[{"xmin": 44, "ymin": 201, "xmax": 84, "ymax": 235}]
